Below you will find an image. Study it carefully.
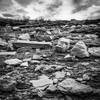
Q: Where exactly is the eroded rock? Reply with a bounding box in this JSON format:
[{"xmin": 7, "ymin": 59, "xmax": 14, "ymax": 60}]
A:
[
  {"xmin": 71, "ymin": 41, "xmax": 89, "ymax": 58},
  {"xmin": 58, "ymin": 78, "xmax": 93, "ymax": 94},
  {"xmin": 55, "ymin": 38, "xmax": 70, "ymax": 53}
]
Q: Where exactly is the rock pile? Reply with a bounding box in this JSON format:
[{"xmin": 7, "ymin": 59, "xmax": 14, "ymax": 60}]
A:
[{"xmin": 0, "ymin": 21, "xmax": 100, "ymax": 100}]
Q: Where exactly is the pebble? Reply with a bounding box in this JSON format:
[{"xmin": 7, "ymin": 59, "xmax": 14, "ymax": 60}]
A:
[{"xmin": 53, "ymin": 79, "xmax": 58, "ymax": 84}]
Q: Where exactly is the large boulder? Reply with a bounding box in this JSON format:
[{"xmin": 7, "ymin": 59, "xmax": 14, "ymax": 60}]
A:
[
  {"xmin": 88, "ymin": 47, "xmax": 100, "ymax": 57},
  {"xmin": 71, "ymin": 41, "xmax": 89, "ymax": 58},
  {"xmin": 58, "ymin": 78, "xmax": 93, "ymax": 95},
  {"xmin": 55, "ymin": 38, "xmax": 70, "ymax": 53}
]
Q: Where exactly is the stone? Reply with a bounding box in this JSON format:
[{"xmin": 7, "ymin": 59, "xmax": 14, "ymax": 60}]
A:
[
  {"xmin": 4, "ymin": 58, "xmax": 22, "ymax": 65},
  {"xmin": 54, "ymin": 71, "xmax": 66, "ymax": 79},
  {"xmin": 83, "ymin": 74, "xmax": 90, "ymax": 81},
  {"xmin": 64, "ymin": 54, "xmax": 73, "ymax": 60},
  {"xmin": 53, "ymin": 79, "xmax": 58, "ymax": 84},
  {"xmin": 56, "ymin": 38, "xmax": 70, "ymax": 53},
  {"xmin": 66, "ymin": 72, "xmax": 71, "ymax": 76},
  {"xmin": 13, "ymin": 40, "xmax": 52, "ymax": 49},
  {"xmin": 88, "ymin": 47, "xmax": 100, "ymax": 57},
  {"xmin": 47, "ymin": 84, "xmax": 57, "ymax": 92},
  {"xmin": 30, "ymin": 60, "xmax": 40, "ymax": 64},
  {"xmin": 35, "ymin": 65, "xmax": 45, "ymax": 71},
  {"xmin": 76, "ymin": 78, "xmax": 83, "ymax": 82},
  {"xmin": 58, "ymin": 78, "xmax": 93, "ymax": 94},
  {"xmin": 0, "ymin": 38, "xmax": 8, "ymax": 48},
  {"xmin": 33, "ymin": 54, "xmax": 42, "ymax": 60},
  {"xmin": 0, "ymin": 52, "xmax": 16, "ymax": 56},
  {"xmin": 44, "ymin": 65, "xmax": 65, "ymax": 72},
  {"xmin": 23, "ymin": 58, "xmax": 31, "ymax": 62},
  {"xmin": 18, "ymin": 33, "xmax": 30, "ymax": 40},
  {"xmin": 30, "ymin": 75, "xmax": 53, "ymax": 90},
  {"xmin": 20, "ymin": 62, "xmax": 28, "ymax": 67},
  {"xmin": 71, "ymin": 41, "xmax": 89, "ymax": 58}
]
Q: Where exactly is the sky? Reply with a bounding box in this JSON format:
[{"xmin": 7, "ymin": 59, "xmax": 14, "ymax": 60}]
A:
[{"xmin": 0, "ymin": 0, "xmax": 100, "ymax": 20}]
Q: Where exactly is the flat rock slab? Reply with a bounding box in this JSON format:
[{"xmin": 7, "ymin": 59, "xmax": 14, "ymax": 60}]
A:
[
  {"xmin": 58, "ymin": 78, "xmax": 93, "ymax": 95},
  {"xmin": 12, "ymin": 40, "xmax": 52, "ymax": 49},
  {"xmin": 0, "ymin": 52, "xmax": 16, "ymax": 56},
  {"xmin": 30, "ymin": 75, "xmax": 53, "ymax": 90}
]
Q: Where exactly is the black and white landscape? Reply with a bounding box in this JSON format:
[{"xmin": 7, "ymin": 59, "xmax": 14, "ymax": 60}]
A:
[{"xmin": 0, "ymin": 0, "xmax": 100, "ymax": 100}]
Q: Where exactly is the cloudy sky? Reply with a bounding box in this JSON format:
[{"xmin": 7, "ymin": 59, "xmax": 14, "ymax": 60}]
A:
[{"xmin": 0, "ymin": 0, "xmax": 100, "ymax": 20}]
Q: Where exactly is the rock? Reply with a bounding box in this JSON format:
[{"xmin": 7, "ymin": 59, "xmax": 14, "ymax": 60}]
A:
[
  {"xmin": 20, "ymin": 62, "xmax": 28, "ymax": 67},
  {"xmin": 53, "ymin": 79, "xmax": 58, "ymax": 84},
  {"xmin": 88, "ymin": 47, "xmax": 100, "ymax": 57},
  {"xmin": 55, "ymin": 38, "xmax": 70, "ymax": 53},
  {"xmin": 16, "ymin": 46, "xmax": 33, "ymax": 59},
  {"xmin": 64, "ymin": 54, "xmax": 73, "ymax": 60},
  {"xmin": 71, "ymin": 41, "xmax": 89, "ymax": 58},
  {"xmin": 30, "ymin": 75, "xmax": 53, "ymax": 90},
  {"xmin": 76, "ymin": 78, "xmax": 83, "ymax": 82},
  {"xmin": 83, "ymin": 74, "xmax": 90, "ymax": 81},
  {"xmin": 33, "ymin": 54, "xmax": 42, "ymax": 60},
  {"xmin": 13, "ymin": 40, "xmax": 52, "ymax": 49},
  {"xmin": 35, "ymin": 65, "xmax": 45, "ymax": 71},
  {"xmin": 58, "ymin": 78, "xmax": 93, "ymax": 94},
  {"xmin": 4, "ymin": 58, "xmax": 22, "ymax": 65},
  {"xmin": 47, "ymin": 84, "xmax": 57, "ymax": 92},
  {"xmin": 35, "ymin": 64, "xmax": 65, "ymax": 72},
  {"xmin": 0, "ymin": 52, "xmax": 16, "ymax": 56},
  {"xmin": 55, "ymin": 65, "xmax": 65, "ymax": 71},
  {"xmin": 29, "ymin": 60, "xmax": 40, "ymax": 64},
  {"xmin": 23, "ymin": 58, "xmax": 31, "ymax": 62},
  {"xmin": 54, "ymin": 71, "xmax": 66, "ymax": 79},
  {"xmin": 0, "ymin": 38, "xmax": 8, "ymax": 49},
  {"xmin": 44, "ymin": 65, "xmax": 65, "ymax": 72},
  {"xmin": 18, "ymin": 33, "xmax": 30, "ymax": 40},
  {"xmin": 66, "ymin": 72, "xmax": 71, "ymax": 76}
]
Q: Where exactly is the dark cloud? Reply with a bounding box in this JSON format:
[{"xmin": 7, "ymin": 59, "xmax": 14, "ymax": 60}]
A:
[
  {"xmin": 73, "ymin": 0, "xmax": 83, "ymax": 5},
  {"xmin": 72, "ymin": 0, "xmax": 100, "ymax": 13},
  {"xmin": 2, "ymin": 13, "xmax": 14, "ymax": 17},
  {"xmin": 15, "ymin": 0, "xmax": 35, "ymax": 6}
]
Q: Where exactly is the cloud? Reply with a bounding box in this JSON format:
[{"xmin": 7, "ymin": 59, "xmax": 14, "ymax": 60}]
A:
[
  {"xmin": 2, "ymin": 13, "xmax": 14, "ymax": 17},
  {"xmin": 15, "ymin": 0, "xmax": 34, "ymax": 7},
  {"xmin": 72, "ymin": 0, "xmax": 100, "ymax": 13},
  {"xmin": 0, "ymin": 0, "xmax": 100, "ymax": 20}
]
